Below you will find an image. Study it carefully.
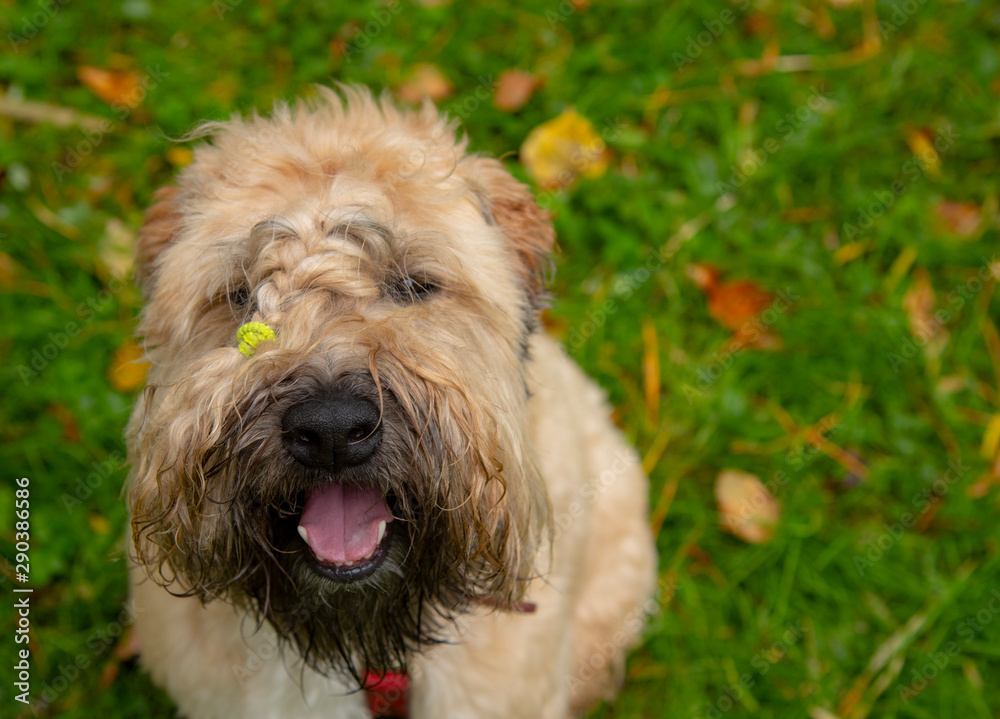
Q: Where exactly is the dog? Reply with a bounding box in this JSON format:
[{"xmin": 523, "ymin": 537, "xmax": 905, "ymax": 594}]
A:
[{"xmin": 126, "ymin": 86, "xmax": 657, "ymax": 719}]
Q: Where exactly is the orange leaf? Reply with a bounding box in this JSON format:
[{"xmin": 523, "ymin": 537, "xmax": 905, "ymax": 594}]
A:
[
  {"xmin": 686, "ymin": 264, "xmax": 774, "ymax": 332},
  {"xmin": 397, "ymin": 64, "xmax": 454, "ymax": 103},
  {"xmin": 108, "ymin": 339, "xmax": 149, "ymax": 392},
  {"xmin": 708, "ymin": 279, "xmax": 774, "ymax": 330},
  {"xmin": 520, "ymin": 109, "xmax": 609, "ymax": 189},
  {"xmin": 934, "ymin": 200, "xmax": 981, "ymax": 237},
  {"xmin": 77, "ymin": 66, "xmax": 143, "ymax": 107},
  {"xmin": 494, "ymin": 70, "xmax": 541, "ymax": 112},
  {"xmin": 715, "ymin": 469, "xmax": 781, "ymax": 544}
]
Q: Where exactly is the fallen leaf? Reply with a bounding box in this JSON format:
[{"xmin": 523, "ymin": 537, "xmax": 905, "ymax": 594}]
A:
[
  {"xmin": 520, "ymin": 109, "xmax": 609, "ymax": 189},
  {"xmin": 77, "ymin": 66, "xmax": 143, "ymax": 107},
  {"xmin": 99, "ymin": 218, "xmax": 135, "ymax": 279},
  {"xmin": 833, "ymin": 241, "xmax": 868, "ymax": 265},
  {"xmin": 934, "ymin": 200, "xmax": 981, "ymax": 238},
  {"xmin": 981, "ymin": 414, "xmax": 1000, "ymax": 461},
  {"xmin": 904, "ymin": 127, "xmax": 941, "ymax": 178},
  {"xmin": 89, "ymin": 513, "xmax": 111, "ymax": 535},
  {"xmin": 108, "ymin": 338, "xmax": 149, "ymax": 392},
  {"xmin": 642, "ymin": 318, "xmax": 660, "ymax": 426},
  {"xmin": 166, "ymin": 146, "xmax": 193, "ymax": 168},
  {"xmin": 967, "ymin": 473, "xmax": 997, "ymax": 499},
  {"xmin": 902, "ymin": 268, "xmax": 948, "ymax": 357},
  {"xmin": 494, "ymin": 70, "xmax": 541, "ymax": 112},
  {"xmin": 397, "ymin": 64, "xmax": 454, "ymax": 103},
  {"xmin": 715, "ymin": 469, "xmax": 781, "ymax": 544},
  {"xmin": 686, "ymin": 263, "xmax": 774, "ymax": 331}
]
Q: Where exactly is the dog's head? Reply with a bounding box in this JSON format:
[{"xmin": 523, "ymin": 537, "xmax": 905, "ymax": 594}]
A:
[{"xmin": 127, "ymin": 86, "xmax": 554, "ymax": 680}]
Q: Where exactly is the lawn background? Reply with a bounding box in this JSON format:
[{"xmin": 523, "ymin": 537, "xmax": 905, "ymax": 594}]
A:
[{"xmin": 2, "ymin": 0, "xmax": 1000, "ymax": 717}]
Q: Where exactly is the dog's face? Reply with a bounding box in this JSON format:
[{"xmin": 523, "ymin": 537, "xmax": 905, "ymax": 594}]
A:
[{"xmin": 127, "ymin": 88, "xmax": 553, "ymax": 680}]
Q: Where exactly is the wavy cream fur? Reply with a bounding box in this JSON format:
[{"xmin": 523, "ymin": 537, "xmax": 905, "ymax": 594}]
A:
[{"xmin": 128, "ymin": 86, "xmax": 657, "ymax": 718}]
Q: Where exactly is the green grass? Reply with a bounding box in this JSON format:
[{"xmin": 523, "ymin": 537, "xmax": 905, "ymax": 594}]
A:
[{"xmin": 2, "ymin": 1, "xmax": 1000, "ymax": 717}]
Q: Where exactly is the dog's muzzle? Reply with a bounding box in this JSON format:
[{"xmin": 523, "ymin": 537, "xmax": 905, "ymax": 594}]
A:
[{"xmin": 281, "ymin": 395, "xmax": 394, "ymax": 582}]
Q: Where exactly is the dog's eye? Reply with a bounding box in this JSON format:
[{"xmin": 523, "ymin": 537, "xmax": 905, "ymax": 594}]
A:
[
  {"xmin": 225, "ymin": 285, "xmax": 253, "ymax": 315},
  {"xmin": 390, "ymin": 275, "xmax": 439, "ymax": 303},
  {"xmin": 228, "ymin": 286, "xmax": 250, "ymax": 307}
]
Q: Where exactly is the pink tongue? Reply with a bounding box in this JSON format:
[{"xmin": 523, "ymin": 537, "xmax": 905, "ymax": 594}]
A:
[{"xmin": 299, "ymin": 484, "xmax": 393, "ymax": 564}]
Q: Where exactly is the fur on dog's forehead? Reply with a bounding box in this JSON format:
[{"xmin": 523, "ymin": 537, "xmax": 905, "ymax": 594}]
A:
[{"xmin": 147, "ymin": 87, "xmax": 534, "ymax": 332}]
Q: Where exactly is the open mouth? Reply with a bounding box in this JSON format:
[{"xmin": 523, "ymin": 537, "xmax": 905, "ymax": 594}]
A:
[{"xmin": 296, "ymin": 483, "xmax": 395, "ymax": 582}]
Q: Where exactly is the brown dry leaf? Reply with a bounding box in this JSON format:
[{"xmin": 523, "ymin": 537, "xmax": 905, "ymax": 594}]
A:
[
  {"xmin": 902, "ymin": 268, "xmax": 948, "ymax": 357},
  {"xmin": 397, "ymin": 64, "xmax": 454, "ymax": 103},
  {"xmin": 494, "ymin": 70, "xmax": 541, "ymax": 112},
  {"xmin": 715, "ymin": 469, "xmax": 781, "ymax": 544},
  {"xmin": 77, "ymin": 66, "xmax": 142, "ymax": 107},
  {"xmin": 934, "ymin": 200, "xmax": 981, "ymax": 238},
  {"xmin": 108, "ymin": 338, "xmax": 149, "ymax": 392},
  {"xmin": 520, "ymin": 109, "xmax": 609, "ymax": 189}
]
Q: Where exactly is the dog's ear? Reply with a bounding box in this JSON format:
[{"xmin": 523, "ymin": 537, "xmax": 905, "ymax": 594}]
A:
[
  {"xmin": 464, "ymin": 157, "xmax": 555, "ymax": 303},
  {"xmin": 135, "ymin": 185, "xmax": 183, "ymax": 293}
]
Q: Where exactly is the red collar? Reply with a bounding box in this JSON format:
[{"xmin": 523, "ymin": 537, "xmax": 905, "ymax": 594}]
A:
[
  {"xmin": 362, "ymin": 599, "xmax": 536, "ymax": 717},
  {"xmin": 364, "ymin": 670, "xmax": 410, "ymax": 718}
]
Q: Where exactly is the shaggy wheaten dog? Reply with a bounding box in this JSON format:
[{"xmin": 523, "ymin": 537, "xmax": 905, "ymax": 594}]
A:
[{"xmin": 127, "ymin": 86, "xmax": 657, "ymax": 719}]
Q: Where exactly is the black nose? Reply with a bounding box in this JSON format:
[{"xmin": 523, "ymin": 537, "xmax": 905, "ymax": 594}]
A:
[{"xmin": 281, "ymin": 397, "xmax": 382, "ymax": 469}]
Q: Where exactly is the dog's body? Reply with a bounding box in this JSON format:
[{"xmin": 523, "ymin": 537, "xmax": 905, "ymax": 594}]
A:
[{"xmin": 127, "ymin": 87, "xmax": 656, "ymax": 719}]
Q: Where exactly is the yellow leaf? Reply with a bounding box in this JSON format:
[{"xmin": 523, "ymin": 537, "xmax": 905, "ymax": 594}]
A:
[
  {"xmin": 108, "ymin": 339, "xmax": 149, "ymax": 392},
  {"xmin": 89, "ymin": 513, "xmax": 112, "ymax": 535},
  {"xmin": 520, "ymin": 109, "xmax": 609, "ymax": 189},
  {"xmin": 833, "ymin": 241, "xmax": 868, "ymax": 265},
  {"xmin": 981, "ymin": 414, "xmax": 1000, "ymax": 461},
  {"xmin": 166, "ymin": 146, "xmax": 193, "ymax": 168},
  {"xmin": 904, "ymin": 127, "xmax": 941, "ymax": 178},
  {"xmin": 715, "ymin": 469, "xmax": 781, "ymax": 544}
]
